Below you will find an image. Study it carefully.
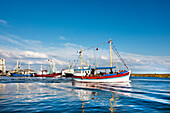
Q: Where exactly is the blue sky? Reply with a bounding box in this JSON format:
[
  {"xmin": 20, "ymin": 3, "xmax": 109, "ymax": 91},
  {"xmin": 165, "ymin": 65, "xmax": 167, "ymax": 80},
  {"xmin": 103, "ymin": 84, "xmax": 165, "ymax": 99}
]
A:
[{"xmin": 0, "ymin": 0, "xmax": 170, "ymax": 73}]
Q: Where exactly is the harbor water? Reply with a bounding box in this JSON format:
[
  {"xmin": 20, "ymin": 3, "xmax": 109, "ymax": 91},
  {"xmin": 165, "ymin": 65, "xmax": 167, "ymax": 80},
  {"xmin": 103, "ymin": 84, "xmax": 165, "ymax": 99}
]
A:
[{"xmin": 0, "ymin": 76, "xmax": 169, "ymax": 113}]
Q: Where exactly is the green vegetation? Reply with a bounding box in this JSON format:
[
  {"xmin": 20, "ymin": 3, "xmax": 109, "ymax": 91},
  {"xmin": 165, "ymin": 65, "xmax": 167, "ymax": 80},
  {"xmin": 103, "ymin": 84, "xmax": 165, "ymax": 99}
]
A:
[{"xmin": 131, "ymin": 74, "xmax": 170, "ymax": 78}]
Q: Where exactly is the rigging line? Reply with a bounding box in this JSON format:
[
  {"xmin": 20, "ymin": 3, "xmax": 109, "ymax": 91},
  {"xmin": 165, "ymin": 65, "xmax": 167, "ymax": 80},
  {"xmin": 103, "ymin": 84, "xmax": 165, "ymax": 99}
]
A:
[
  {"xmin": 74, "ymin": 40, "xmax": 108, "ymax": 66},
  {"xmin": 111, "ymin": 42, "xmax": 129, "ymax": 69},
  {"xmin": 74, "ymin": 54, "xmax": 81, "ymax": 68},
  {"xmin": 83, "ymin": 41, "xmax": 108, "ymax": 51},
  {"xmin": 67, "ymin": 52, "xmax": 81, "ymax": 69},
  {"xmin": 111, "ymin": 49, "xmax": 119, "ymax": 71},
  {"xmin": 93, "ymin": 48, "xmax": 96, "ymax": 68},
  {"xmin": 70, "ymin": 60, "xmax": 75, "ymax": 69},
  {"xmin": 82, "ymin": 57, "xmax": 89, "ymax": 67},
  {"xmin": 74, "ymin": 40, "xmax": 108, "ymax": 68}
]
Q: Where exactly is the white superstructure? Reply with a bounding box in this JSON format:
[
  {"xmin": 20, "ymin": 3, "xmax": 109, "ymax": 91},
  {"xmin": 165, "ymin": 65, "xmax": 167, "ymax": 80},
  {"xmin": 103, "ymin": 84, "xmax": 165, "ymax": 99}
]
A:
[{"xmin": 0, "ymin": 58, "xmax": 6, "ymax": 73}]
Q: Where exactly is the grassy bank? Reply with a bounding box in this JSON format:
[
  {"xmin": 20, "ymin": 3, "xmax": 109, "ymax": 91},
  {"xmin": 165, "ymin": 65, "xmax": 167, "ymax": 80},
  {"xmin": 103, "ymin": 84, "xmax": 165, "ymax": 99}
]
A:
[{"xmin": 131, "ymin": 74, "xmax": 170, "ymax": 78}]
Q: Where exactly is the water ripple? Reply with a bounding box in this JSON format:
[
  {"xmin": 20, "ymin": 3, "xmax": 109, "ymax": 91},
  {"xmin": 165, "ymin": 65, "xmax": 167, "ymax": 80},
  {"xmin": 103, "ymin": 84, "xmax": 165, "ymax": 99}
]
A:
[{"xmin": 0, "ymin": 76, "xmax": 169, "ymax": 112}]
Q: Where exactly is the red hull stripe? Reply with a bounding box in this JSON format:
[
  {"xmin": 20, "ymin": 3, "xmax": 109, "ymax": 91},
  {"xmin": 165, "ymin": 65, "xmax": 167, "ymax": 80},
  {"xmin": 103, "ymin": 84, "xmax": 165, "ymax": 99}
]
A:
[
  {"xmin": 73, "ymin": 72, "xmax": 129, "ymax": 79},
  {"xmin": 35, "ymin": 73, "xmax": 61, "ymax": 77}
]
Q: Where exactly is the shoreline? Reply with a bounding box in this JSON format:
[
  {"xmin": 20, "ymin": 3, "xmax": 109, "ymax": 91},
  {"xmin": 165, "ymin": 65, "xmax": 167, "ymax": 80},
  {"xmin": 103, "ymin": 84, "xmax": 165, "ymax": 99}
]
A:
[
  {"xmin": 131, "ymin": 74, "xmax": 170, "ymax": 78},
  {"xmin": 0, "ymin": 74, "xmax": 170, "ymax": 78}
]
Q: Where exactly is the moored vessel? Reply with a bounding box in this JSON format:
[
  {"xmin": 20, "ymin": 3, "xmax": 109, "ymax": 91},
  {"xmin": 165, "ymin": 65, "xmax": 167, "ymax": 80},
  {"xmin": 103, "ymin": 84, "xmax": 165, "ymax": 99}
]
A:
[
  {"xmin": 10, "ymin": 60, "xmax": 34, "ymax": 77},
  {"xmin": 35, "ymin": 60, "xmax": 61, "ymax": 77},
  {"xmin": 72, "ymin": 39, "xmax": 131, "ymax": 83}
]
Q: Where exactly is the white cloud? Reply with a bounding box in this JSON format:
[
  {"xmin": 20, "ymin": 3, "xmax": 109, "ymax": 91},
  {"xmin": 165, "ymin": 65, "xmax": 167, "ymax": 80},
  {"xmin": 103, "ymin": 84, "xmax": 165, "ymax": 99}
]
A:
[
  {"xmin": 0, "ymin": 33, "xmax": 170, "ymax": 73},
  {"xmin": 53, "ymin": 59, "xmax": 67, "ymax": 65},
  {"xmin": 101, "ymin": 56, "xmax": 108, "ymax": 60},
  {"xmin": 119, "ymin": 52, "xmax": 170, "ymax": 72},
  {"xmin": 0, "ymin": 35, "xmax": 20, "ymax": 45},
  {"xmin": 21, "ymin": 51, "xmax": 48, "ymax": 58},
  {"xmin": 0, "ymin": 19, "xmax": 7, "ymax": 25},
  {"xmin": 0, "ymin": 33, "xmax": 43, "ymax": 51},
  {"xmin": 24, "ymin": 39, "xmax": 41, "ymax": 44},
  {"xmin": 0, "ymin": 19, "xmax": 9, "ymax": 27},
  {"xmin": 7, "ymin": 38, "xmax": 20, "ymax": 45},
  {"xmin": 133, "ymin": 65, "xmax": 151, "ymax": 69},
  {"xmin": 121, "ymin": 52, "xmax": 170, "ymax": 66},
  {"xmin": 59, "ymin": 36, "xmax": 66, "ymax": 40},
  {"xmin": 0, "ymin": 49, "xmax": 22, "ymax": 58},
  {"xmin": 64, "ymin": 43, "xmax": 79, "ymax": 47}
]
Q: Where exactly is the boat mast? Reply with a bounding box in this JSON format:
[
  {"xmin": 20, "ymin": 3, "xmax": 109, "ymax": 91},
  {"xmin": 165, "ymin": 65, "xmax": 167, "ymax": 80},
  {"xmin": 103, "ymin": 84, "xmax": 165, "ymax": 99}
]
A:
[
  {"xmin": 112, "ymin": 50, "xmax": 119, "ymax": 72},
  {"xmin": 80, "ymin": 48, "xmax": 83, "ymax": 69},
  {"xmin": 68, "ymin": 60, "xmax": 71, "ymax": 73},
  {"xmin": 50, "ymin": 64, "xmax": 53, "ymax": 74},
  {"xmin": 109, "ymin": 38, "xmax": 112, "ymax": 67},
  {"xmin": 109, "ymin": 38, "xmax": 119, "ymax": 71},
  {"xmin": 53, "ymin": 61, "xmax": 55, "ymax": 72},
  {"xmin": 48, "ymin": 59, "xmax": 54, "ymax": 74},
  {"xmin": 40, "ymin": 63, "xmax": 42, "ymax": 71},
  {"xmin": 17, "ymin": 60, "xmax": 19, "ymax": 72}
]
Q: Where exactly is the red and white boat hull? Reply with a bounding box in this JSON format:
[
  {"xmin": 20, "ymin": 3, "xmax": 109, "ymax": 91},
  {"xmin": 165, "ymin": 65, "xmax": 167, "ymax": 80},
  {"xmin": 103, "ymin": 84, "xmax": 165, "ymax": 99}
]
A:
[
  {"xmin": 72, "ymin": 70, "xmax": 131, "ymax": 83},
  {"xmin": 35, "ymin": 72, "xmax": 61, "ymax": 77}
]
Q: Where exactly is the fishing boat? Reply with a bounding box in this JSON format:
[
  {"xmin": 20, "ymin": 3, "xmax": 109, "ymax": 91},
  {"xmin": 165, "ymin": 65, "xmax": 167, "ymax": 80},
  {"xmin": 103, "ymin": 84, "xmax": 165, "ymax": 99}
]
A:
[
  {"xmin": 35, "ymin": 60, "xmax": 61, "ymax": 77},
  {"xmin": 11, "ymin": 73, "xmax": 33, "ymax": 77},
  {"xmin": 72, "ymin": 39, "xmax": 131, "ymax": 83},
  {"xmin": 62, "ymin": 61, "xmax": 75, "ymax": 77},
  {"xmin": 10, "ymin": 60, "xmax": 34, "ymax": 77},
  {"xmin": 64, "ymin": 70, "xmax": 74, "ymax": 77},
  {"xmin": 35, "ymin": 69, "xmax": 61, "ymax": 77},
  {"xmin": 35, "ymin": 72, "xmax": 61, "ymax": 77}
]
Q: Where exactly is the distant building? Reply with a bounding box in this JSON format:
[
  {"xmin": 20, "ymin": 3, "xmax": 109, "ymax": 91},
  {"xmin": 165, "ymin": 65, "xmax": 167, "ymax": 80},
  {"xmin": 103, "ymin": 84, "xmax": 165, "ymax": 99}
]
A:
[{"xmin": 0, "ymin": 58, "xmax": 6, "ymax": 73}]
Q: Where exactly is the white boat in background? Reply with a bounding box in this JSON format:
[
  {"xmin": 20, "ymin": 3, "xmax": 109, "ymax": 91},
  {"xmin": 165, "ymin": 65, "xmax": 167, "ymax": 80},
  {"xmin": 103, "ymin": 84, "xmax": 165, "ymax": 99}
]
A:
[
  {"xmin": 35, "ymin": 60, "xmax": 61, "ymax": 77},
  {"xmin": 62, "ymin": 61, "xmax": 74, "ymax": 77},
  {"xmin": 10, "ymin": 60, "xmax": 34, "ymax": 77},
  {"xmin": 62, "ymin": 69, "xmax": 74, "ymax": 77},
  {"xmin": 72, "ymin": 39, "xmax": 131, "ymax": 83}
]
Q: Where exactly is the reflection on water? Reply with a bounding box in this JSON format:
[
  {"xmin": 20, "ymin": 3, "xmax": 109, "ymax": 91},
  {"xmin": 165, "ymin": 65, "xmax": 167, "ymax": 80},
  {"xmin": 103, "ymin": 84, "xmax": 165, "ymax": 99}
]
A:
[
  {"xmin": 109, "ymin": 92, "xmax": 118, "ymax": 113},
  {"xmin": 0, "ymin": 83, "xmax": 72, "ymax": 105},
  {"xmin": 72, "ymin": 81, "xmax": 131, "ymax": 96},
  {"xmin": 0, "ymin": 76, "xmax": 169, "ymax": 112},
  {"xmin": 72, "ymin": 81, "xmax": 131, "ymax": 112}
]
